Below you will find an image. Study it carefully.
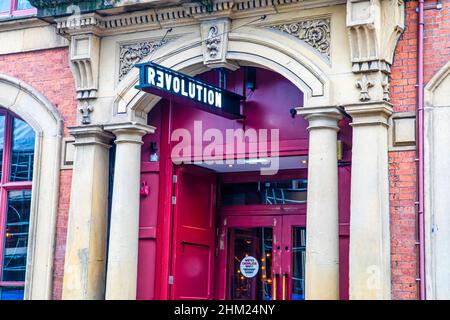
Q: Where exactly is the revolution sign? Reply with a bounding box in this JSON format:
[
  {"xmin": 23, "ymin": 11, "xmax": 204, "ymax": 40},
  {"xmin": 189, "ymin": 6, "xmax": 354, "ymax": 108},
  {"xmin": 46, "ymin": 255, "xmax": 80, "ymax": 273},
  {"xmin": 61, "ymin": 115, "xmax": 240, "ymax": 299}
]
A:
[{"xmin": 135, "ymin": 62, "xmax": 245, "ymax": 119}]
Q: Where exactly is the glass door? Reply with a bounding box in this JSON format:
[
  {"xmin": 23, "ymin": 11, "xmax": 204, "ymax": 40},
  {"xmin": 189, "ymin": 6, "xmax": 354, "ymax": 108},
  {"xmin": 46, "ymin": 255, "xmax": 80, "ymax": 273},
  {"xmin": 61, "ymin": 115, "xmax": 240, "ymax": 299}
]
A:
[
  {"xmin": 220, "ymin": 214, "xmax": 307, "ymax": 300},
  {"xmin": 281, "ymin": 215, "xmax": 306, "ymax": 300},
  {"xmin": 228, "ymin": 227, "xmax": 274, "ymax": 300},
  {"xmin": 224, "ymin": 216, "xmax": 282, "ymax": 301}
]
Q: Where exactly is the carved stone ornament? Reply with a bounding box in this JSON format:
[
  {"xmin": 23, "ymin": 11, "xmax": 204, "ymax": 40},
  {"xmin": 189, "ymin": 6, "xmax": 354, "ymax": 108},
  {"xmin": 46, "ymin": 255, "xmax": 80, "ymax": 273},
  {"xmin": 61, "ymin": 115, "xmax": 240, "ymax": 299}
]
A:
[
  {"xmin": 382, "ymin": 75, "xmax": 391, "ymax": 102},
  {"xmin": 205, "ymin": 26, "xmax": 221, "ymax": 59},
  {"xmin": 356, "ymin": 75, "xmax": 375, "ymax": 102},
  {"xmin": 79, "ymin": 101, "xmax": 94, "ymax": 125},
  {"xmin": 119, "ymin": 40, "xmax": 169, "ymax": 81},
  {"xmin": 268, "ymin": 18, "xmax": 331, "ymax": 59}
]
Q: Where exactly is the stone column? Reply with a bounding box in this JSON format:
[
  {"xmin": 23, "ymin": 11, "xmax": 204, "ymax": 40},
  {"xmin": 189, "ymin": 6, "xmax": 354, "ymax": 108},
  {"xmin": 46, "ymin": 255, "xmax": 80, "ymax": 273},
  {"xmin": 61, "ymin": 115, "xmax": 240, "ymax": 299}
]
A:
[
  {"xmin": 104, "ymin": 122, "xmax": 155, "ymax": 300},
  {"xmin": 299, "ymin": 106, "xmax": 343, "ymax": 300},
  {"xmin": 345, "ymin": 102, "xmax": 393, "ymax": 300},
  {"xmin": 62, "ymin": 126, "xmax": 114, "ymax": 300}
]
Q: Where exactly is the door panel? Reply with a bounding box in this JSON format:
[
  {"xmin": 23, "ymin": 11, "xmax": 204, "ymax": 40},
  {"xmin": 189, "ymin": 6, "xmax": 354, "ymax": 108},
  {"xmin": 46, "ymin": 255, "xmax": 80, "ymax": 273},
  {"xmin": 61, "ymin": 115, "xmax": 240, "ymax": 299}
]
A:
[
  {"xmin": 171, "ymin": 166, "xmax": 216, "ymax": 300},
  {"xmin": 281, "ymin": 215, "xmax": 306, "ymax": 300},
  {"xmin": 224, "ymin": 215, "xmax": 282, "ymax": 300},
  {"xmin": 228, "ymin": 227, "xmax": 274, "ymax": 300},
  {"xmin": 219, "ymin": 213, "xmax": 306, "ymax": 300}
]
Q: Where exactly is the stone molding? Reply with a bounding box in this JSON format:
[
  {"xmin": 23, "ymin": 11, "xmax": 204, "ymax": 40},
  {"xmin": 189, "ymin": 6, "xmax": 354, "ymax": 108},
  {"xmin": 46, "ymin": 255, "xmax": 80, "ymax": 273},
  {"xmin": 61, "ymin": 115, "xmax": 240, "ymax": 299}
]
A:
[
  {"xmin": 298, "ymin": 106, "xmax": 345, "ymax": 131},
  {"xmin": 105, "ymin": 122, "xmax": 156, "ymax": 145},
  {"xmin": 388, "ymin": 111, "xmax": 416, "ymax": 151},
  {"xmin": 345, "ymin": 101, "xmax": 393, "ymax": 128},
  {"xmin": 69, "ymin": 125, "xmax": 115, "ymax": 148}
]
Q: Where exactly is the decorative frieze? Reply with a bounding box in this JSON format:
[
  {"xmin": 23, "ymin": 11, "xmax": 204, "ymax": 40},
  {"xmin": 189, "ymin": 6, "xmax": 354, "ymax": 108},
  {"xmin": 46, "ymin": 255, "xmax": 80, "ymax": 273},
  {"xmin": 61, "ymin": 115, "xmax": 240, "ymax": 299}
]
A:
[
  {"xmin": 52, "ymin": 0, "xmax": 317, "ymax": 37},
  {"xmin": 119, "ymin": 40, "xmax": 169, "ymax": 81},
  {"xmin": 268, "ymin": 18, "xmax": 331, "ymax": 59}
]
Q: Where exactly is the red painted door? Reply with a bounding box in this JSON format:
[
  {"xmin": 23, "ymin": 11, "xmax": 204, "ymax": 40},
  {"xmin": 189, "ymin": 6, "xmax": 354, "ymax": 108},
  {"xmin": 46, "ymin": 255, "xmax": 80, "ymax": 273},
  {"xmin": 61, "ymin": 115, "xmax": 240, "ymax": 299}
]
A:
[{"xmin": 170, "ymin": 165, "xmax": 217, "ymax": 300}]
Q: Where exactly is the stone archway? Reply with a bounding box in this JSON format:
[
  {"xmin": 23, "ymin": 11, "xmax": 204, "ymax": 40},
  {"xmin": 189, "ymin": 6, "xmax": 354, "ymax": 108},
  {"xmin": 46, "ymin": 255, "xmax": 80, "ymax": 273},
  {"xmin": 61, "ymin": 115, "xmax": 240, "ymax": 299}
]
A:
[
  {"xmin": 113, "ymin": 26, "xmax": 331, "ymax": 123},
  {"xmin": 0, "ymin": 73, "xmax": 64, "ymax": 300}
]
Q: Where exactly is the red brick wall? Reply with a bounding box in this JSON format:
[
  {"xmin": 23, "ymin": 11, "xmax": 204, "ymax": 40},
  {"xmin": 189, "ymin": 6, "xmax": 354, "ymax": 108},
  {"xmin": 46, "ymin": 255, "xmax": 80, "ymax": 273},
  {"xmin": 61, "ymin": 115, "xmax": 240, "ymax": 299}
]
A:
[
  {"xmin": 389, "ymin": 0, "xmax": 450, "ymax": 300},
  {"xmin": 0, "ymin": 47, "xmax": 76, "ymax": 300}
]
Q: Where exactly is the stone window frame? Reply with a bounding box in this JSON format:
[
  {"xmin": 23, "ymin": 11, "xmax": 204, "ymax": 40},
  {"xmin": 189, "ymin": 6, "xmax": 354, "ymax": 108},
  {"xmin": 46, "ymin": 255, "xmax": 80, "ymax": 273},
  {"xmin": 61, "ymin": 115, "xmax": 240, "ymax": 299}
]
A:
[{"xmin": 0, "ymin": 73, "xmax": 63, "ymax": 300}]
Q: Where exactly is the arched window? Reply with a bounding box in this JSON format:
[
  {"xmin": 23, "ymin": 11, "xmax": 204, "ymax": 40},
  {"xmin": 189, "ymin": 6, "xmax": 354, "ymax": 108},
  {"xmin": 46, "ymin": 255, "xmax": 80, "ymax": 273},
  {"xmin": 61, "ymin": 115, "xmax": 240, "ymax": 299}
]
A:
[{"xmin": 0, "ymin": 109, "xmax": 35, "ymax": 300}]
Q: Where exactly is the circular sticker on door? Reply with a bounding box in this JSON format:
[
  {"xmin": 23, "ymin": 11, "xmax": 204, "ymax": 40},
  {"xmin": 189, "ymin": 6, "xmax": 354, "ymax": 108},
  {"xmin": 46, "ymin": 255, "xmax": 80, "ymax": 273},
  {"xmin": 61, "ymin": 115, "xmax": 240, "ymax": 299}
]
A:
[{"xmin": 240, "ymin": 256, "xmax": 259, "ymax": 278}]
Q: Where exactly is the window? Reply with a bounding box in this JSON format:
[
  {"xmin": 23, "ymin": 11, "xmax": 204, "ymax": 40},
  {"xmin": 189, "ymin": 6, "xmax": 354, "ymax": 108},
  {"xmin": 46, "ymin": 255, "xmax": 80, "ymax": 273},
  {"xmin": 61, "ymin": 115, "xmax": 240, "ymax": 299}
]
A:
[
  {"xmin": 221, "ymin": 179, "xmax": 308, "ymax": 206},
  {"xmin": 0, "ymin": 109, "xmax": 35, "ymax": 300},
  {"xmin": 0, "ymin": 0, "xmax": 35, "ymax": 18}
]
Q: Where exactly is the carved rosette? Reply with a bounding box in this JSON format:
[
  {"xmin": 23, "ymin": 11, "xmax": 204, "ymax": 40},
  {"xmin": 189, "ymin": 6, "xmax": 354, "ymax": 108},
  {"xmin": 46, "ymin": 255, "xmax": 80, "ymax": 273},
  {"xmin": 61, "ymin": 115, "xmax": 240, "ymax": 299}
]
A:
[
  {"xmin": 119, "ymin": 40, "xmax": 169, "ymax": 81},
  {"xmin": 268, "ymin": 18, "xmax": 331, "ymax": 59}
]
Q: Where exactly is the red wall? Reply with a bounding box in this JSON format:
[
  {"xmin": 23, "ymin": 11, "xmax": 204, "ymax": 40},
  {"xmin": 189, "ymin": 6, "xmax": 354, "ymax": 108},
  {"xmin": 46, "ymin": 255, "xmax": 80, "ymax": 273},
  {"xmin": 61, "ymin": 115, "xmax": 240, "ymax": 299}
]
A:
[
  {"xmin": 0, "ymin": 47, "xmax": 77, "ymax": 299},
  {"xmin": 389, "ymin": 0, "xmax": 450, "ymax": 300}
]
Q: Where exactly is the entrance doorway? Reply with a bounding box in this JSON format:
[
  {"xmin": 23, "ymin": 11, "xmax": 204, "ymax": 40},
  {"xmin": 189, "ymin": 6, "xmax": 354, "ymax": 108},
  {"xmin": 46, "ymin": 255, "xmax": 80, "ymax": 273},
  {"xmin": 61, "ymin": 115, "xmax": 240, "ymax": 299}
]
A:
[
  {"xmin": 136, "ymin": 66, "xmax": 352, "ymax": 300},
  {"xmin": 222, "ymin": 213, "xmax": 306, "ymax": 300}
]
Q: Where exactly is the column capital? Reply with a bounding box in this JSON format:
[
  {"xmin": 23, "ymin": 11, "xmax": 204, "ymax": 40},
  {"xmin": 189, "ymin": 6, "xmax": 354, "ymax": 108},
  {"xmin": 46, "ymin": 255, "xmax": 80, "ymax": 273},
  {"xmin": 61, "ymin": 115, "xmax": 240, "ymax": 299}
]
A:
[
  {"xmin": 345, "ymin": 101, "xmax": 393, "ymax": 128},
  {"xmin": 298, "ymin": 106, "xmax": 345, "ymax": 131},
  {"xmin": 69, "ymin": 125, "xmax": 114, "ymax": 148},
  {"xmin": 104, "ymin": 122, "xmax": 156, "ymax": 145}
]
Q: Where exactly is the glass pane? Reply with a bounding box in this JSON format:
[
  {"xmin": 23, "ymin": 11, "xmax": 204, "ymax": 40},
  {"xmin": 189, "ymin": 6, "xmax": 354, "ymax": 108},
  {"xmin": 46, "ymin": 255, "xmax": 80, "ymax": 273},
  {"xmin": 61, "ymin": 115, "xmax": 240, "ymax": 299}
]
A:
[
  {"xmin": 10, "ymin": 118, "xmax": 35, "ymax": 182},
  {"xmin": 16, "ymin": 0, "xmax": 32, "ymax": 10},
  {"xmin": 0, "ymin": 0, "xmax": 10, "ymax": 13},
  {"xmin": 291, "ymin": 227, "xmax": 306, "ymax": 300},
  {"xmin": 0, "ymin": 286, "xmax": 24, "ymax": 300},
  {"xmin": 229, "ymin": 228, "xmax": 273, "ymax": 300},
  {"xmin": 0, "ymin": 116, "xmax": 5, "ymax": 181},
  {"xmin": 222, "ymin": 179, "xmax": 307, "ymax": 205},
  {"xmin": 1, "ymin": 190, "xmax": 31, "ymax": 282}
]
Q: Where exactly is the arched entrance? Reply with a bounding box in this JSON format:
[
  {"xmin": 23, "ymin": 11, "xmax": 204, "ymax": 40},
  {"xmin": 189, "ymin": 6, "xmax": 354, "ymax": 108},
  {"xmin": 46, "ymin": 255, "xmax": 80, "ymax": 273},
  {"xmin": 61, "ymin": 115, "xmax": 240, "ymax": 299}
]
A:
[
  {"xmin": 136, "ymin": 66, "xmax": 351, "ymax": 300},
  {"xmin": 103, "ymin": 27, "xmax": 352, "ymax": 300}
]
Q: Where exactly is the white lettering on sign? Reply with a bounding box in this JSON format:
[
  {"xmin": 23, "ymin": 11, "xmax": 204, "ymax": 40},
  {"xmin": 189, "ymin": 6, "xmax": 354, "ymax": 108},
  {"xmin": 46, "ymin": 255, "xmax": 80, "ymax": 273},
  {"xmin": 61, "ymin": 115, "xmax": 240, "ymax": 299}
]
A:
[
  {"xmin": 146, "ymin": 65, "xmax": 223, "ymax": 109},
  {"xmin": 240, "ymin": 256, "xmax": 259, "ymax": 278}
]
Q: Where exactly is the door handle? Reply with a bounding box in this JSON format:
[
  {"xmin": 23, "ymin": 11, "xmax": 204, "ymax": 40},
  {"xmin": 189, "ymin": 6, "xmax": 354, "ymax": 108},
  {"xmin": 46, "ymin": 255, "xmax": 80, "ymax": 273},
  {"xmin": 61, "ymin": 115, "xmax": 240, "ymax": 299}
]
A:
[
  {"xmin": 282, "ymin": 272, "xmax": 288, "ymax": 300},
  {"xmin": 273, "ymin": 273, "xmax": 280, "ymax": 300}
]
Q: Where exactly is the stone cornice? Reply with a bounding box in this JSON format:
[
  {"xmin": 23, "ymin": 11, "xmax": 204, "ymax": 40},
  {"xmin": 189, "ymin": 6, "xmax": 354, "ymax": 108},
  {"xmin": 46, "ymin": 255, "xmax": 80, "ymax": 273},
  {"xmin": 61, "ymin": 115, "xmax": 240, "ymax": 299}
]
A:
[{"xmin": 51, "ymin": 0, "xmax": 347, "ymax": 37}]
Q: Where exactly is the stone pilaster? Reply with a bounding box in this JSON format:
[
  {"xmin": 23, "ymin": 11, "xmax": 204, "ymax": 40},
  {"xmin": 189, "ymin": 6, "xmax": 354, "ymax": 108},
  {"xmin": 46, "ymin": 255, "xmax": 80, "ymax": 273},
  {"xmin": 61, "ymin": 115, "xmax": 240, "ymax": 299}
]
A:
[
  {"xmin": 345, "ymin": 102, "xmax": 393, "ymax": 300},
  {"xmin": 62, "ymin": 125, "xmax": 114, "ymax": 300}
]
